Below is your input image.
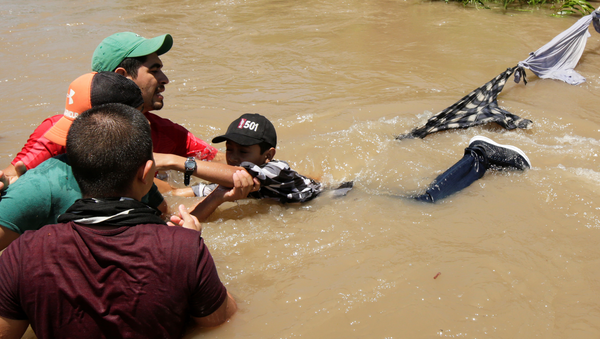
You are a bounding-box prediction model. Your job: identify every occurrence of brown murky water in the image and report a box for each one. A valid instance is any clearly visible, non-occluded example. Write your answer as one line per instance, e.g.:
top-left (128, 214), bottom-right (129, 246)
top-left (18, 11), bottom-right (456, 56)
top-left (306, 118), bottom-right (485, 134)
top-left (2, 0), bottom-right (600, 338)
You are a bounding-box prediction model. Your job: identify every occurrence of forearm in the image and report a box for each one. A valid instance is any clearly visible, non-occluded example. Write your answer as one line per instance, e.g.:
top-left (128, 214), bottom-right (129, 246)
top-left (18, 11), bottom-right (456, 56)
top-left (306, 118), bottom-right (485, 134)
top-left (189, 170), bottom-right (256, 222)
top-left (154, 153), bottom-right (242, 186)
top-left (189, 190), bottom-right (227, 222)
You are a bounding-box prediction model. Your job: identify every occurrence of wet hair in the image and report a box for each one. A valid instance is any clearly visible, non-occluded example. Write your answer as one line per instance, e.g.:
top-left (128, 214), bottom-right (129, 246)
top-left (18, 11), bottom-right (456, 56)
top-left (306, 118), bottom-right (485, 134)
top-left (67, 103), bottom-right (153, 198)
top-left (258, 141), bottom-right (274, 154)
top-left (115, 55), bottom-right (147, 79)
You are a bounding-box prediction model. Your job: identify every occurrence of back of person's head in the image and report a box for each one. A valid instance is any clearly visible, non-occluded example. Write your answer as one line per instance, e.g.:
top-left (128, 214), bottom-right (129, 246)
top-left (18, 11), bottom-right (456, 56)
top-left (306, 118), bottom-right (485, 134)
top-left (212, 113), bottom-right (277, 152)
top-left (91, 32), bottom-right (173, 75)
top-left (44, 72), bottom-right (144, 146)
top-left (67, 103), bottom-right (153, 198)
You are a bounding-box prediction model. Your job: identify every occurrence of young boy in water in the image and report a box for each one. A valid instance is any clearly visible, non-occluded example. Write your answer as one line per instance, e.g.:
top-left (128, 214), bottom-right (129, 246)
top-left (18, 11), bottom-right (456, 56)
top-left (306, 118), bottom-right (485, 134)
top-left (178, 113), bottom-right (324, 204)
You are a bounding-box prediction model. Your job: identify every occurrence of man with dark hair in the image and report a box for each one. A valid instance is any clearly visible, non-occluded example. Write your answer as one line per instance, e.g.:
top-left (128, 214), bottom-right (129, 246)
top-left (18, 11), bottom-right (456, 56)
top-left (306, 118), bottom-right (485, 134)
top-left (0, 103), bottom-right (238, 338)
top-left (67, 105), bottom-right (154, 197)
top-left (92, 33), bottom-right (174, 115)
top-left (0, 72), bottom-right (166, 250)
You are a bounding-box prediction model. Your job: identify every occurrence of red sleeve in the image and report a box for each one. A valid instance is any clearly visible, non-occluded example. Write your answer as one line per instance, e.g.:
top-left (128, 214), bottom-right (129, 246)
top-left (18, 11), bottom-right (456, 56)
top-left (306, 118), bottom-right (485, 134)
top-left (144, 112), bottom-right (218, 161)
top-left (189, 237), bottom-right (227, 318)
top-left (11, 115), bottom-right (66, 170)
top-left (186, 131), bottom-right (218, 161)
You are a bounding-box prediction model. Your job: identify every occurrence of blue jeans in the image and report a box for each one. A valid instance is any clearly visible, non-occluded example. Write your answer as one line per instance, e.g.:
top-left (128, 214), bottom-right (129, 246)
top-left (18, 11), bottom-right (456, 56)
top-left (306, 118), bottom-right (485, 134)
top-left (414, 148), bottom-right (487, 203)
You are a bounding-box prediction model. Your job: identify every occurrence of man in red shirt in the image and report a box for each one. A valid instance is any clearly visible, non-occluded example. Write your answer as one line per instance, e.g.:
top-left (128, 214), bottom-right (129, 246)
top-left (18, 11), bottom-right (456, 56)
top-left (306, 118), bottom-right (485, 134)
top-left (0, 32), bottom-right (234, 192)
top-left (0, 103), bottom-right (237, 338)
top-left (91, 32), bottom-right (221, 162)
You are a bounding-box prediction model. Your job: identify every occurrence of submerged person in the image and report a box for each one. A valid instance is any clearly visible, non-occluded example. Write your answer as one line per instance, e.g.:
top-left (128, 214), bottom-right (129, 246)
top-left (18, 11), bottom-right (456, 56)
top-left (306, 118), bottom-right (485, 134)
top-left (412, 135), bottom-right (531, 203)
top-left (0, 103), bottom-right (237, 338)
top-left (184, 126), bottom-right (531, 205)
top-left (211, 114), bottom-right (324, 203)
top-left (169, 114), bottom-right (325, 220)
top-left (174, 114), bottom-right (528, 208)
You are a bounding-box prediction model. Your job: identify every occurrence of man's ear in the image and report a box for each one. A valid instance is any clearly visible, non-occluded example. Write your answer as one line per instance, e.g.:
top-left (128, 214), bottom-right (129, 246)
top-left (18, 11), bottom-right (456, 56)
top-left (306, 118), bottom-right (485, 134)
top-left (264, 147), bottom-right (276, 162)
top-left (140, 160), bottom-right (156, 185)
top-left (114, 67), bottom-right (131, 79)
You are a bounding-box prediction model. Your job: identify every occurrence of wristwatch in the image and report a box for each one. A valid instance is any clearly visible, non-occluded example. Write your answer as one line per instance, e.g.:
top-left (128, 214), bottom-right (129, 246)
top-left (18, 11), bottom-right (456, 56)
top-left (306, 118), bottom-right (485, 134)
top-left (184, 157), bottom-right (196, 186)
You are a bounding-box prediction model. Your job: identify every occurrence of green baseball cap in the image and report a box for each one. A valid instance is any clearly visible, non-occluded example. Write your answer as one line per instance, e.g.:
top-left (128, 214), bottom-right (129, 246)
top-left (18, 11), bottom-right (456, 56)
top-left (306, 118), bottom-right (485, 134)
top-left (91, 32), bottom-right (173, 72)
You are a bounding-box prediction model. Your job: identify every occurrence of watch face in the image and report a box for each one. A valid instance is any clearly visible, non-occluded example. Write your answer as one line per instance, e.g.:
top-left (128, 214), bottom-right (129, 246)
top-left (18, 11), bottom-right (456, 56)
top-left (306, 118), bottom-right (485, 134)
top-left (185, 158), bottom-right (196, 171)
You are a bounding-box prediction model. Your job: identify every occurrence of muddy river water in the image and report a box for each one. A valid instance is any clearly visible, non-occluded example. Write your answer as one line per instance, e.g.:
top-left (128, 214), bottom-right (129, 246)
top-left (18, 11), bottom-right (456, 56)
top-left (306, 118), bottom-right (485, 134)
top-left (2, 0), bottom-right (600, 338)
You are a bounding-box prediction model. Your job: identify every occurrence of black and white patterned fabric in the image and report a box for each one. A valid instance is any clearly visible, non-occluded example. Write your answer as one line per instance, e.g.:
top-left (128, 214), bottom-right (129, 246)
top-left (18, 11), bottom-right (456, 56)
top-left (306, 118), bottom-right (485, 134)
top-left (397, 67), bottom-right (533, 140)
top-left (190, 160), bottom-right (322, 203)
top-left (241, 160), bottom-right (322, 203)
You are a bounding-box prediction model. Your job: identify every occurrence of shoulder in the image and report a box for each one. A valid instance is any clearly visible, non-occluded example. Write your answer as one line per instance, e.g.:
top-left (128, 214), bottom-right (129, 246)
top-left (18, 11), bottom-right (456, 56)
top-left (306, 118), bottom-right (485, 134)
top-left (2, 223), bottom-right (66, 252)
top-left (259, 160), bottom-right (292, 174)
top-left (144, 112), bottom-right (187, 131)
top-left (158, 224), bottom-right (202, 241)
top-left (124, 225), bottom-right (208, 266)
top-left (33, 154), bottom-right (70, 170)
top-left (161, 226), bottom-right (207, 256)
top-left (43, 114), bottom-right (64, 125)
top-left (20, 115), bottom-right (64, 147)
top-left (137, 224), bottom-right (203, 246)
top-left (0, 156), bottom-right (79, 233)
top-left (23, 155), bottom-right (73, 181)
top-left (29, 115), bottom-right (64, 136)
top-left (20, 223), bottom-right (64, 243)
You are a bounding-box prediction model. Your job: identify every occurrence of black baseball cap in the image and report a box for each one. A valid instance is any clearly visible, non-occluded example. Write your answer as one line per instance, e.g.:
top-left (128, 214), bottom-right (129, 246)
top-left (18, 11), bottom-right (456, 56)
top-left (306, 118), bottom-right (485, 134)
top-left (212, 113), bottom-right (277, 148)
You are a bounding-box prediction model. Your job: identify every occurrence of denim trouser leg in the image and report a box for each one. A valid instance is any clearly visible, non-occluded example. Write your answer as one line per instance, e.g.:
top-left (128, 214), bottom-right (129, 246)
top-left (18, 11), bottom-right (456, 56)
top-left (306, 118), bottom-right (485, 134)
top-left (414, 148), bottom-right (487, 203)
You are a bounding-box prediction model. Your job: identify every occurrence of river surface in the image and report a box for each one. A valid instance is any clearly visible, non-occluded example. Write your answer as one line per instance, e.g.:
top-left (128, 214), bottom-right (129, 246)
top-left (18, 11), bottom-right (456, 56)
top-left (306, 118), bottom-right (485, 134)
top-left (2, 1), bottom-right (600, 338)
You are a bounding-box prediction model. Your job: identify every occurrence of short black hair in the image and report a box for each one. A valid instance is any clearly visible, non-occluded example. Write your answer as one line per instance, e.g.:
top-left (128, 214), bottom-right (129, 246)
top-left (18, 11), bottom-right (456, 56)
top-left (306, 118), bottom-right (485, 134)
top-left (67, 103), bottom-right (153, 198)
top-left (258, 141), bottom-right (274, 154)
top-left (91, 72), bottom-right (144, 109)
top-left (115, 55), bottom-right (147, 79)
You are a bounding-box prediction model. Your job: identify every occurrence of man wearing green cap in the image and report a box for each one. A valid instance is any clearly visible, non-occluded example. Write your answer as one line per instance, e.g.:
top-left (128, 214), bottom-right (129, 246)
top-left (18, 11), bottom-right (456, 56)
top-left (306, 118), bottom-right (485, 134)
top-left (91, 32), bottom-right (262, 200)
top-left (0, 32), bottom-right (237, 195)
top-left (92, 32), bottom-right (222, 163)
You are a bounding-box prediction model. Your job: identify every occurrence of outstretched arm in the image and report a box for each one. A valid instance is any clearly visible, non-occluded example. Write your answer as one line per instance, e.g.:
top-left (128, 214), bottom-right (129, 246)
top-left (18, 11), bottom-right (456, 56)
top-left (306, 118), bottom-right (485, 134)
top-left (153, 153), bottom-right (243, 187)
top-left (189, 170), bottom-right (258, 222)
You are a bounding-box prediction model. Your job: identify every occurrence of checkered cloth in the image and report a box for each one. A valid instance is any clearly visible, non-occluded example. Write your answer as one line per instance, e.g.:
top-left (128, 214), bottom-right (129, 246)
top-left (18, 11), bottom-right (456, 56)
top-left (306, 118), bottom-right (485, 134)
top-left (397, 67), bottom-right (532, 140)
top-left (242, 160), bottom-right (323, 203)
top-left (190, 160), bottom-right (322, 203)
